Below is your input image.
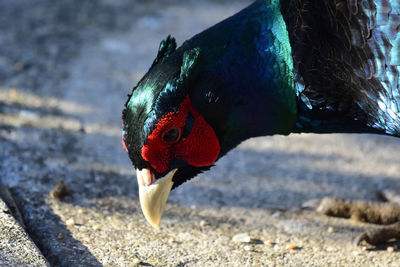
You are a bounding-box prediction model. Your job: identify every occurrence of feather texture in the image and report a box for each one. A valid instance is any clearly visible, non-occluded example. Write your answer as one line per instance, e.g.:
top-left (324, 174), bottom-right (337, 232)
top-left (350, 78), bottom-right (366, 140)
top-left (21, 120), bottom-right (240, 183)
top-left (123, 0), bottom-right (400, 188)
top-left (281, 0), bottom-right (400, 135)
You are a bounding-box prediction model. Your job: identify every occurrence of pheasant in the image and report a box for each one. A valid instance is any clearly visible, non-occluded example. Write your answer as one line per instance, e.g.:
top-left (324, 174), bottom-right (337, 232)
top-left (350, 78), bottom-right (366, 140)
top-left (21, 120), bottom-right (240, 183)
top-left (122, 0), bottom-right (400, 245)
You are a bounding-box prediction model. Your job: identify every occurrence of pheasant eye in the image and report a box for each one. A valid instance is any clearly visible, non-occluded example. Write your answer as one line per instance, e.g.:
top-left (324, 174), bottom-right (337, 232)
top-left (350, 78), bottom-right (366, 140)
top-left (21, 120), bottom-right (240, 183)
top-left (161, 126), bottom-right (181, 144)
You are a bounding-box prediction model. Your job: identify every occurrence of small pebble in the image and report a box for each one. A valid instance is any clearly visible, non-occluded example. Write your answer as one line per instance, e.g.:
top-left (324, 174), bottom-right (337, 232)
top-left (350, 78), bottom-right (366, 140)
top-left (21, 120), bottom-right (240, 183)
top-left (244, 245), bottom-right (251, 251)
top-left (58, 233), bottom-right (63, 239)
top-left (272, 211), bottom-right (281, 218)
top-left (199, 220), bottom-right (209, 227)
top-left (352, 251), bottom-right (361, 256)
top-left (287, 244), bottom-right (297, 250)
top-left (387, 246), bottom-right (394, 253)
top-left (326, 246), bottom-right (336, 252)
top-left (232, 233), bottom-right (251, 243)
top-left (78, 209), bottom-right (84, 215)
top-left (327, 227), bottom-right (334, 233)
top-left (66, 218), bottom-right (75, 226)
top-left (92, 224), bottom-right (100, 230)
top-left (132, 258), bottom-right (140, 265)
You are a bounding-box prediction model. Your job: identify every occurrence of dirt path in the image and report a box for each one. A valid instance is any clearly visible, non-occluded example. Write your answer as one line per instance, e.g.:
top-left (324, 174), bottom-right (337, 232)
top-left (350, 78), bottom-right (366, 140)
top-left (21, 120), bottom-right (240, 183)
top-left (1, 1), bottom-right (400, 266)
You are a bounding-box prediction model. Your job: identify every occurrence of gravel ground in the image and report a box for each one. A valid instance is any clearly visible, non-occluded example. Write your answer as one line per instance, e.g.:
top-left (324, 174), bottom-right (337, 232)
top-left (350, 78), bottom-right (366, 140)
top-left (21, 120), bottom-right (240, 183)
top-left (0, 0), bottom-right (399, 266)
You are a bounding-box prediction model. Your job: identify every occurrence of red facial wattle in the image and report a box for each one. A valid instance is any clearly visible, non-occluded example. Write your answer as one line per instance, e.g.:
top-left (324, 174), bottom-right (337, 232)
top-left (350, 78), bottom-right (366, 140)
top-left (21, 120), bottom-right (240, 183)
top-left (141, 95), bottom-right (220, 173)
top-left (122, 123), bottom-right (128, 152)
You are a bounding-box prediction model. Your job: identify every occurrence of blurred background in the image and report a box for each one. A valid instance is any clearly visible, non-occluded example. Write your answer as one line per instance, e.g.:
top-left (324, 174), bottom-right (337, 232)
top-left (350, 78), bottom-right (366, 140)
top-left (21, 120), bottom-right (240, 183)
top-left (0, 0), bottom-right (399, 266)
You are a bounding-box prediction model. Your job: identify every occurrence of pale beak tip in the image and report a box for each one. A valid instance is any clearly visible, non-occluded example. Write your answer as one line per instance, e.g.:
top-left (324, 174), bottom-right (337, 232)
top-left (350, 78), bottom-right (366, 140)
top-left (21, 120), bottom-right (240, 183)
top-left (148, 219), bottom-right (160, 230)
top-left (137, 168), bottom-right (177, 229)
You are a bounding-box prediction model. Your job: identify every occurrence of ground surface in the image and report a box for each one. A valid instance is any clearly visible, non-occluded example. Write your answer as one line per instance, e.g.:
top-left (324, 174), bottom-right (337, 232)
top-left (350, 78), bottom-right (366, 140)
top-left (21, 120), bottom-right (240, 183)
top-left (0, 0), bottom-right (400, 266)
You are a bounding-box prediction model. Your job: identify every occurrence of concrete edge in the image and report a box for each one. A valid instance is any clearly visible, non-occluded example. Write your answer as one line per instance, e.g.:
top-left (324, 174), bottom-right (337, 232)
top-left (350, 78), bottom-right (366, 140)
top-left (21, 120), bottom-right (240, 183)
top-left (0, 183), bottom-right (50, 267)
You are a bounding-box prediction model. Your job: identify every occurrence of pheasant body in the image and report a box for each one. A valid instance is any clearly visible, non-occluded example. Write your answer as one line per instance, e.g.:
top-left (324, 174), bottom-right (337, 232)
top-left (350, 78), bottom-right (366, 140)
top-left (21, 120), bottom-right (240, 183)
top-left (122, 0), bottom-right (400, 227)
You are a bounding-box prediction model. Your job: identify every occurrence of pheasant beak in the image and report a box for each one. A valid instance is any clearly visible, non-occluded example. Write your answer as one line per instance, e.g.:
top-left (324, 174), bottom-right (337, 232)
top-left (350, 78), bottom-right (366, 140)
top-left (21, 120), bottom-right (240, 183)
top-left (136, 168), bottom-right (177, 229)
